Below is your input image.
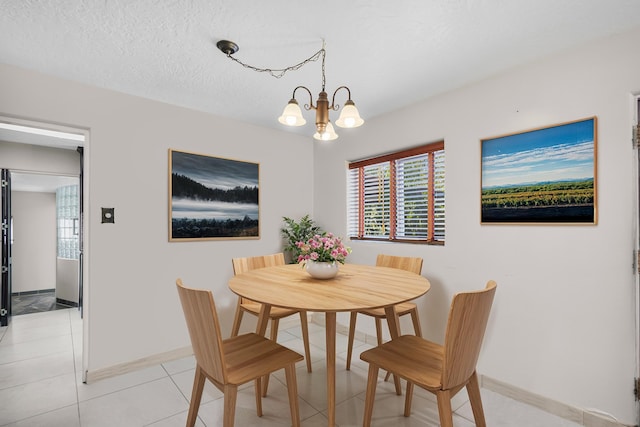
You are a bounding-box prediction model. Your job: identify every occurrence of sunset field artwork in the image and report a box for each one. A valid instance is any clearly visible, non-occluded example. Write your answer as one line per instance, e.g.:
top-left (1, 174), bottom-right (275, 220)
top-left (481, 117), bottom-right (596, 224)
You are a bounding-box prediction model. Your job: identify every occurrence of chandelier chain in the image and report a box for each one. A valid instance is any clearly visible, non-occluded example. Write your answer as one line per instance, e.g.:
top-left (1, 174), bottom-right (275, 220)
top-left (321, 46), bottom-right (326, 91)
top-left (224, 46), bottom-right (325, 79)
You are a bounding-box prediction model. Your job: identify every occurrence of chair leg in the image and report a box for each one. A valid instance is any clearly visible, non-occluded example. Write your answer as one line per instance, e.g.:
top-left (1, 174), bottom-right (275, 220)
top-left (436, 389), bottom-right (454, 427)
top-left (466, 372), bottom-right (487, 427)
top-left (374, 318), bottom-right (383, 345)
top-left (270, 318), bottom-right (280, 342)
top-left (261, 318), bottom-right (279, 397)
top-left (299, 311), bottom-right (313, 372)
top-left (284, 364), bottom-right (301, 427)
top-left (410, 307), bottom-right (422, 337)
top-left (223, 384), bottom-right (238, 427)
top-left (254, 378), bottom-right (262, 417)
top-left (404, 381), bottom-right (414, 417)
top-left (346, 312), bottom-right (357, 370)
top-left (380, 318), bottom-right (401, 394)
top-left (186, 366), bottom-right (206, 427)
top-left (230, 301), bottom-right (244, 337)
top-left (392, 373), bottom-right (402, 395)
top-left (362, 364), bottom-right (380, 427)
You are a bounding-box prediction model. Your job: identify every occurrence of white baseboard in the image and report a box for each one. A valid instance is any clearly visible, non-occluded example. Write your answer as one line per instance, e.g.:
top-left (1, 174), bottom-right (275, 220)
top-left (481, 376), bottom-right (631, 427)
top-left (85, 345), bottom-right (193, 384)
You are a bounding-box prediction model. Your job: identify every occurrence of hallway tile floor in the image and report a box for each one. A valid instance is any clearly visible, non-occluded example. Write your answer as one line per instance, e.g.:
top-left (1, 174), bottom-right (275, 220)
top-left (0, 308), bottom-right (583, 426)
top-left (11, 291), bottom-right (71, 316)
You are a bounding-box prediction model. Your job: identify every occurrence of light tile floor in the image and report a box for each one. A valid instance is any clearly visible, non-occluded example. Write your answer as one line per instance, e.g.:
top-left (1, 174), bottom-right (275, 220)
top-left (0, 308), bottom-right (582, 426)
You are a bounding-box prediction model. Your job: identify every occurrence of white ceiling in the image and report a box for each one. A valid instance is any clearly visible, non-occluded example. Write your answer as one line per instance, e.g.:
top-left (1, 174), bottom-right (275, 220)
top-left (0, 126), bottom-right (82, 150)
top-left (1, 1), bottom-right (640, 140)
top-left (10, 172), bottom-right (78, 194)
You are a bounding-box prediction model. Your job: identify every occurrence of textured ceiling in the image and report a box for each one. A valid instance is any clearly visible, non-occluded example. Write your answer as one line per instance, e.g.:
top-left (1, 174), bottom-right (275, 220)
top-left (1, 1), bottom-right (640, 140)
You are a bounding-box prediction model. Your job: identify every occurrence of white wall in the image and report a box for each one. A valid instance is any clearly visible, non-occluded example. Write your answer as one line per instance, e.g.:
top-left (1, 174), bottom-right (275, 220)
top-left (313, 29), bottom-right (640, 423)
top-left (10, 191), bottom-right (56, 293)
top-left (0, 63), bottom-right (315, 374)
top-left (56, 258), bottom-right (79, 303)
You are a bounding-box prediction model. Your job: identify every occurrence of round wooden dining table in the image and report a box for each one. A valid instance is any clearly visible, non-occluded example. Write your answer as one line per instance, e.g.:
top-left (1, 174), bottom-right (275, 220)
top-left (228, 262), bottom-right (431, 427)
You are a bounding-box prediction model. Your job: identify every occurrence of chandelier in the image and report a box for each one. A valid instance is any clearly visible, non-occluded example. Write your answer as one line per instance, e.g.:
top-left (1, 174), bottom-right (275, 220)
top-left (216, 40), bottom-right (364, 141)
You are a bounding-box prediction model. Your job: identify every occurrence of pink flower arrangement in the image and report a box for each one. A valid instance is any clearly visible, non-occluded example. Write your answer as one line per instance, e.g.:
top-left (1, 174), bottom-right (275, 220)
top-left (296, 232), bottom-right (351, 264)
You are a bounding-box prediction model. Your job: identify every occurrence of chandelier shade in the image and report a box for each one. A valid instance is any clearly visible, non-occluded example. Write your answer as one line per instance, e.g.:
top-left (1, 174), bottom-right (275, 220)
top-left (278, 99), bottom-right (306, 126)
top-left (313, 121), bottom-right (339, 141)
top-left (335, 100), bottom-right (365, 128)
top-left (217, 39), bottom-right (364, 141)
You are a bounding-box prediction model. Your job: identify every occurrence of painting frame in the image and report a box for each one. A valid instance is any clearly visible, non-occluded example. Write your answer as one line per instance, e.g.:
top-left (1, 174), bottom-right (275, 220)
top-left (168, 149), bottom-right (260, 241)
top-left (481, 117), bottom-right (597, 225)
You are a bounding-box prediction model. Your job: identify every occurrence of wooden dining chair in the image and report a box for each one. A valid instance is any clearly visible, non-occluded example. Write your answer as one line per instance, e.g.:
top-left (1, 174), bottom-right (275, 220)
top-left (360, 280), bottom-right (497, 427)
top-left (230, 254), bottom-right (313, 381)
top-left (346, 254), bottom-right (424, 371)
top-left (176, 279), bottom-right (303, 427)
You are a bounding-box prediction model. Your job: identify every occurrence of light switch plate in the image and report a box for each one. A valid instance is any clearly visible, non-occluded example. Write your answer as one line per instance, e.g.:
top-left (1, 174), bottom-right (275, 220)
top-left (101, 208), bottom-right (115, 224)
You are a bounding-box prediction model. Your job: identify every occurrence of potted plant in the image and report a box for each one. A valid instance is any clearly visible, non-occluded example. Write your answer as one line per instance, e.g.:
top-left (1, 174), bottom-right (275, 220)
top-left (296, 232), bottom-right (351, 279)
top-left (280, 215), bottom-right (323, 264)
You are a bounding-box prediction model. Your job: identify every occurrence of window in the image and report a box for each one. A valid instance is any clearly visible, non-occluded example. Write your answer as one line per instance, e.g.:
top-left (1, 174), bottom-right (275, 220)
top-left (56, 184), bottom-right (80, 259)
top-left (347, 142), bottom-right (445, 244)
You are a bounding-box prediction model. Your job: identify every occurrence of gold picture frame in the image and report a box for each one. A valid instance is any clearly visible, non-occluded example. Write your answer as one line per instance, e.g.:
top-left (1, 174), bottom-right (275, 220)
top-left (481, 117), bottom-right (597, 224)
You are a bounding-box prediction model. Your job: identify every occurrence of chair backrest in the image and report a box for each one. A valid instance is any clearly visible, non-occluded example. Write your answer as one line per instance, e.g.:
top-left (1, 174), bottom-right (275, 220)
top-left (441, 280), bottom-right (497, 389)
top-left (232, 253), bottom-right (286, 304)
top-left (176, 279), bottom-right (227, 384)
top-left (376, 254), bottom-right (423, 275)
top-left (232, 253), bottom-right (286, 275)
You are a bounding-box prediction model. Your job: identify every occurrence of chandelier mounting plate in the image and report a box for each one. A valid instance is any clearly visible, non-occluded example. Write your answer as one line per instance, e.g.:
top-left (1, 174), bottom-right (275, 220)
top-left (216, 40), bottom-right (239, 56)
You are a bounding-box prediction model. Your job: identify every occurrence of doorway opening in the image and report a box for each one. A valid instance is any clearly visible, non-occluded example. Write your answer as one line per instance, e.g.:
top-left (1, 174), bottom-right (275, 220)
top-left (10, 171), bottom-right (80, 316)
top-left (0, 118), bottom-right (86, 326)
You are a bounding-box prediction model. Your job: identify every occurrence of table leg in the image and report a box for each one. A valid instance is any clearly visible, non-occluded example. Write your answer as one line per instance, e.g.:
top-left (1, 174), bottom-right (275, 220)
top-left (384, 305), bottom-right (401, 338)
top-left (384, 306), bottom-right (402, 394)
top-left (256, 303), bottom-right (272, 336)
top-left (325, 312), bottom-right (336, 427)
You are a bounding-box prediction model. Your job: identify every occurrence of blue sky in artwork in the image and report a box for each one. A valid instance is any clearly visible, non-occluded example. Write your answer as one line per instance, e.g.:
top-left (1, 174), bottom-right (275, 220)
top-left (481, 119), bottom-right (594, 189)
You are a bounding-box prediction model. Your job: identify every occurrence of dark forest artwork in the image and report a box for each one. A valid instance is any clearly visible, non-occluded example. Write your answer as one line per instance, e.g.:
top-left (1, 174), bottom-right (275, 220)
top-left (169, 150), bottom-right (259, 240)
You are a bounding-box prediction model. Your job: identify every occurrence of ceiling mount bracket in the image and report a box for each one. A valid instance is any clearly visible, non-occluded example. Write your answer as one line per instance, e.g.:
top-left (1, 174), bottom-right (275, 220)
top-left (216, 40), bottom-right (239, 56)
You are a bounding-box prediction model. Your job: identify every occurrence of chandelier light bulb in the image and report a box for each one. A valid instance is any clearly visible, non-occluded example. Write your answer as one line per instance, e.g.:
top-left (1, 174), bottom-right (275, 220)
top-left (314, 122), bottom-right (338, 141)
top-left (335, 100), bottom-right (364, 129)
top-left (278, 99), bottom-right (306, 127)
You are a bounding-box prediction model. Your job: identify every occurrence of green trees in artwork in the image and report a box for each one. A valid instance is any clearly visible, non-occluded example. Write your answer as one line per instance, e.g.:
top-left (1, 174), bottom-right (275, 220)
top-left (481, 179), bottom-right (594, 209)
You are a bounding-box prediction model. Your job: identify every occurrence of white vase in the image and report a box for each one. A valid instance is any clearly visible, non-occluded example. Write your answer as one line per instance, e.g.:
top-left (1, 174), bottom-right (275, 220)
top-left (305, 260), bottom-right (339, 280)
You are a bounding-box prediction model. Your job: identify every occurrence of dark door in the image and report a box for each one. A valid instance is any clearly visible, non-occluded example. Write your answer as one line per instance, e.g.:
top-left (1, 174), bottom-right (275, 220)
top-left (1, 169), bottom-right (12, 326)
top-left (636, 98), bottom-right (640, 422)
top-left (77, 147), bottom-right (84, 317)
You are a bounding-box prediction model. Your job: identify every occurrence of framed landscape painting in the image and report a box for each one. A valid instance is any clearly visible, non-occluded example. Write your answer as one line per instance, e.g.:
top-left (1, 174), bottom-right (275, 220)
top-left (169, 149), bottom-right (260, 241)
top-left (481, 117), bottom-right (597, 224)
